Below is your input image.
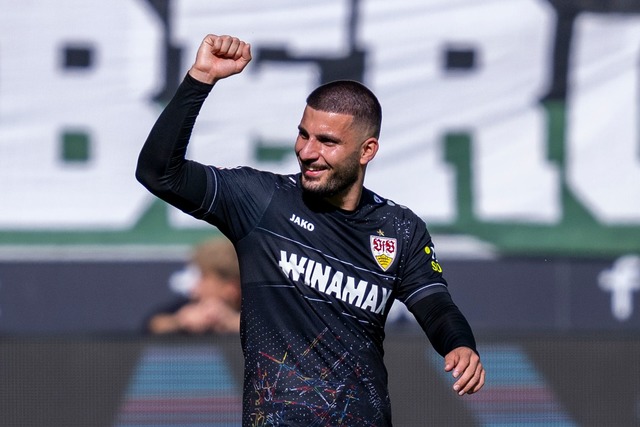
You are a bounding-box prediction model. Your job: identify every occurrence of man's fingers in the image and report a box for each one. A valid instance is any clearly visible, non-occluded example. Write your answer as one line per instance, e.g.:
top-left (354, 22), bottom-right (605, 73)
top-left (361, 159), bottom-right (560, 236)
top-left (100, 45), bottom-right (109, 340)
top-left (443, 352), bottom-right (458, 373)
top-left (203, 33), bottom-right (221, 51)
top-left (207, 35), bottom-right (246, 58)
top-left (218, 36), bottom-right (234, 55)
top-left (468, 366), bottom-right (486, 394)
top-left (446, 348), bottom-right (483, 396)
top-left (461, 363), bottom-right (485, 395)
top-left (236, 43), bottom-right (252, 61)
top-left (209, 36), bottom-right (251, 67)
top-left (453, 359), bottom-right (485, 396)
top-left (190, 34), bottom-right (252, 83)
top-left (447, 351), bottom-right (471, 378)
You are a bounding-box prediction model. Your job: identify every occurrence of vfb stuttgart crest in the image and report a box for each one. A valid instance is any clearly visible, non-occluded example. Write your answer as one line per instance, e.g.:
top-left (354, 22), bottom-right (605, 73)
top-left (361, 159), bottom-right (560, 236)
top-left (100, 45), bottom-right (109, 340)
top-left (370, 235), bottom-right (397, 271)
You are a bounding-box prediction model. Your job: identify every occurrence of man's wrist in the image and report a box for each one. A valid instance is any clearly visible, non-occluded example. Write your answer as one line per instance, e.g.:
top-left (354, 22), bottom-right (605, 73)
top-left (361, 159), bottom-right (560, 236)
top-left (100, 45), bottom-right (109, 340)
top-left (187, 67), bottom-right (217, 86)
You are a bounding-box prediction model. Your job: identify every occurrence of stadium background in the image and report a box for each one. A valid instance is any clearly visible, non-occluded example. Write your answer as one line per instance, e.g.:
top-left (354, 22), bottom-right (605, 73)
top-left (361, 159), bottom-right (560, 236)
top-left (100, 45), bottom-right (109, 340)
top-left (1, 0), bottom-right (639, 425)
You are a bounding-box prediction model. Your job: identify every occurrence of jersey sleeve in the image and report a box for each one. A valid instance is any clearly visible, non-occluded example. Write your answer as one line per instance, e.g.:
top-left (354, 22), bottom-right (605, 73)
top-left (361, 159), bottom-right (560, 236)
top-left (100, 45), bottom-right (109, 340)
top-left (394, 213), bottom-right (450, 308)
top-left (393, 213), bottom-right (479, 355)
top-left (136, 73), bottom-right (278, 242)
top-left (198, 166), bottom-right (280, 241)
top-left (136, 74), bottom-right (214, 216)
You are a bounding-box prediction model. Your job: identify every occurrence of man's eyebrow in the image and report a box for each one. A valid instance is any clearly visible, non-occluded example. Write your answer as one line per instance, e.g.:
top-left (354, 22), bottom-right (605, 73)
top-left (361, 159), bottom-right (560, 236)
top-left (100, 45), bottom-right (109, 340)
top-left (297, 125), bottom-right (341, 143)
top-left (317, 133), bottom-right (341, 143)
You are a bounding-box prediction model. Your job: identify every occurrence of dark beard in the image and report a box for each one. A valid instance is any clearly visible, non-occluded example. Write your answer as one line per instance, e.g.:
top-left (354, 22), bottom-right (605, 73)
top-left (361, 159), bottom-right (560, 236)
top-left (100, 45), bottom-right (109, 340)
top-left (301, 159), bottom-right (360, 199)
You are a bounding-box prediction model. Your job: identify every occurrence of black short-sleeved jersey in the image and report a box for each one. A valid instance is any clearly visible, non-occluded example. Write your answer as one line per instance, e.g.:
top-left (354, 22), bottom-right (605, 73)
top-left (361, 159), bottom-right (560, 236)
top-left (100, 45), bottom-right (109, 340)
top-left (196, 165), bottom-right (448, 426)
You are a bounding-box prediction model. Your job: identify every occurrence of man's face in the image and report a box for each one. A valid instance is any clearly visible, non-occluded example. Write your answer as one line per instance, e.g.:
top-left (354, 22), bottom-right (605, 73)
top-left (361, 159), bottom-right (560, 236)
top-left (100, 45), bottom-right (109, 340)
top-left (295, 106), bottom-right (366, 204)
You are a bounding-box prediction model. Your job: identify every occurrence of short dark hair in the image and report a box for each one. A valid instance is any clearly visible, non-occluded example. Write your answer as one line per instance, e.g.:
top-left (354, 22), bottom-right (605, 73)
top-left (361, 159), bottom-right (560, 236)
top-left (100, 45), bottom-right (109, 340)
top-left (306, 80), bottom-right (382, 139)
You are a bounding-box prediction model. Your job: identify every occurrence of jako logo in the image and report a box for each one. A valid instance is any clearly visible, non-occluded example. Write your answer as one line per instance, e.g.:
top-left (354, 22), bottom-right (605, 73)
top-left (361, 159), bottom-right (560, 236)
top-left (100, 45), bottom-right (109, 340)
top-left (289, 213), bottom-right (315, 231)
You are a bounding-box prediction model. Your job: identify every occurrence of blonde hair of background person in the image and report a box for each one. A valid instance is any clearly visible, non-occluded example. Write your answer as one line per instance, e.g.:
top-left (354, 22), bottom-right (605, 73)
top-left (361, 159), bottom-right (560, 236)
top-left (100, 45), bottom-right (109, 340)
top-left (148, 237), bottom-right (241, 335)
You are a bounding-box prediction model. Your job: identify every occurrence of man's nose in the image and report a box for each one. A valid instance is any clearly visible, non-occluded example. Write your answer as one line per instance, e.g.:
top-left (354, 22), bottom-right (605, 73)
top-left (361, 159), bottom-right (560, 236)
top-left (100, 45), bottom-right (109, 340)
top-left (298, 139), bottom-right (321, 160)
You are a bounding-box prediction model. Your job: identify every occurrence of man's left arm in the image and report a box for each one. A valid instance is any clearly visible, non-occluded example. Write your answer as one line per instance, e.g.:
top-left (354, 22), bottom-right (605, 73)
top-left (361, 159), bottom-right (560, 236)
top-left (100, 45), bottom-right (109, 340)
top-left (409, 292), bottom-right (485, 395)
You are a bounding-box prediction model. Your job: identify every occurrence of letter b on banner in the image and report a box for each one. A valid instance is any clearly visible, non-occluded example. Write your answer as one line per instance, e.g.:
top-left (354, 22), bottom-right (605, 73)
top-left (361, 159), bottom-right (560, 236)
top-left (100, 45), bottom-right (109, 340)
top-left (0, 0), bottom-right (162, 229)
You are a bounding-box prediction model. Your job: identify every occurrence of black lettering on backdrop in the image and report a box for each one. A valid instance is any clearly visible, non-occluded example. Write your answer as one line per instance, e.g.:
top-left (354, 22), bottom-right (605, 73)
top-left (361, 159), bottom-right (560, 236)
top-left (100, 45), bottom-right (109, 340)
top-left (145, 0), bottom-right (182, 104)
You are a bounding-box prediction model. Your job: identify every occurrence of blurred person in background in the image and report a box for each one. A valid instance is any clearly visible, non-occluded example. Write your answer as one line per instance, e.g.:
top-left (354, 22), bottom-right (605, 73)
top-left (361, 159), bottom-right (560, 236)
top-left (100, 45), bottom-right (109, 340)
top-left (147, 237), bottom-right (241, 335)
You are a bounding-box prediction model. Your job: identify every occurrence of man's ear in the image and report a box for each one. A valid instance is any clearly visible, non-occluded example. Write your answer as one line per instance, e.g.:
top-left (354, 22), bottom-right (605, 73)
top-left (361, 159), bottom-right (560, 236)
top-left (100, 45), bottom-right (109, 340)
top-left (360, 137), bottom-right (379, 165)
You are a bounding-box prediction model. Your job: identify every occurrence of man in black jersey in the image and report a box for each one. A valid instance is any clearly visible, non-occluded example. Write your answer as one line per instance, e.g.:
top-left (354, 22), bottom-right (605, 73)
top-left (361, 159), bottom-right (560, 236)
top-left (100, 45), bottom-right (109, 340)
top-left (137, 34), bottom-right (484, 426)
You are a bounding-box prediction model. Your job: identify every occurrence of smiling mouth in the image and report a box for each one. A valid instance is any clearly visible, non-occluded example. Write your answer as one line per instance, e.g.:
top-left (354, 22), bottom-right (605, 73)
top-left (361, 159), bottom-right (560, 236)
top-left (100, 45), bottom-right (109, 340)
top-left (302, 164), bottom-right (327, 178)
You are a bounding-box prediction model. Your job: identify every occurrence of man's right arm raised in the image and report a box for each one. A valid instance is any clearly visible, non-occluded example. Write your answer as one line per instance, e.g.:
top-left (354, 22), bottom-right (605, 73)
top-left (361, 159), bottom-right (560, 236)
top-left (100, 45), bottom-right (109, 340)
top-left (135, 35), bottom-right (252, 214)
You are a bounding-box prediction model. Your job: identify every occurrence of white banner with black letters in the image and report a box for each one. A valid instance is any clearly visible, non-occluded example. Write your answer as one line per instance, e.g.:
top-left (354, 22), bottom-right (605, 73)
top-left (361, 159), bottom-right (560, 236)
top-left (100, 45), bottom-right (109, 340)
top-left (0, 0), bottom-right (638, 256)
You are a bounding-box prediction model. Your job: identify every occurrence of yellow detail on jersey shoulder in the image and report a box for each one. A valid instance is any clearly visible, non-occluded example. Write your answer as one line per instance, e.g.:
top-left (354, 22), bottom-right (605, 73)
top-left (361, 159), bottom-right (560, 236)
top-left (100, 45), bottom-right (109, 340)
top-left (431, 260), bottom-right (442, 273)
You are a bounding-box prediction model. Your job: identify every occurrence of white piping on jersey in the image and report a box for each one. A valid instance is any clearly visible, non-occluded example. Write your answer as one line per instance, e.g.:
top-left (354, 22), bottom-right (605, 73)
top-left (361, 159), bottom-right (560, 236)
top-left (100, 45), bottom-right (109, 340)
top-left (206, 166), bottom-right (219, 214)
top-left (258, 284), bottom-right (296, 288)
top-left (405, 282), bottom-right (448, 305)
top-left (304, 296), bottom-right (331, 303)
top-left (341, 310), bottom-right (382, 328)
